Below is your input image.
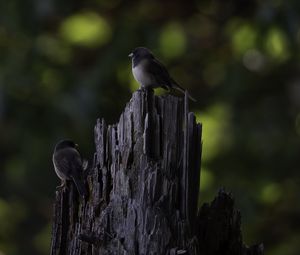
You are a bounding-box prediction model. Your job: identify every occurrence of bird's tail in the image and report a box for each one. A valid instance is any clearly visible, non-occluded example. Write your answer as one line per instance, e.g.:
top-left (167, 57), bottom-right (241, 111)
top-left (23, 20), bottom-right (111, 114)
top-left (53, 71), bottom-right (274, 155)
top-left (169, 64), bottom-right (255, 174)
top-left (172, 81), bottom-right (197, 102)
top-left (71, 176), bottom-right (87, 198)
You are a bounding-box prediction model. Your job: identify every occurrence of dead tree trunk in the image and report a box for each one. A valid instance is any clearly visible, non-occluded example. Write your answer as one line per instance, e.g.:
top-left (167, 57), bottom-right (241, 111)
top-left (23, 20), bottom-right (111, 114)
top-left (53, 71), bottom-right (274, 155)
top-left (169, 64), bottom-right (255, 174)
top-left (50, 89), bottom-right (264, 255)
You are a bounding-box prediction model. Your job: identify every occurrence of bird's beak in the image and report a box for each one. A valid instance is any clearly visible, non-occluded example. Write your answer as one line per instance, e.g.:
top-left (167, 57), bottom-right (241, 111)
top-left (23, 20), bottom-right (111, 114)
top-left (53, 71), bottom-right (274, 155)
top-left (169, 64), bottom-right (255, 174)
top-left (128, 53), bottom-right (133, 58)
top-left (75, 143), bottom-right (79, 148)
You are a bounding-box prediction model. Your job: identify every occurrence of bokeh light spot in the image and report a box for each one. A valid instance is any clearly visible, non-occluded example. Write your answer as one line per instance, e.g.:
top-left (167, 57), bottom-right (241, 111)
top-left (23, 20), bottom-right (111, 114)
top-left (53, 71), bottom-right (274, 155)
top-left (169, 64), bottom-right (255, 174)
top-left (119, 63), bottom-right (150, 93)
top-left (200, 168), bottom-right (215, 191)
top-left (60, 12), bottom-right (112, 47)
top-left (159, 23), bottom-right (186, 59)
top-left (41, 69), bottom-right (62, 94)
top-left (265, 28), bottom-right (289, 62)
top-left (154, 88), bottom-right (166, 96)
top-left (230, 23), bottom-right (257, 57)
top-left (0, 199), bottom-right (10, 228)
top-left (243, 49), bottom-right (265, 71)
top-left (117, 62), bottom-right (132, 87)
top-left (268, 234), bottom-right (300, 255)
top-left (195, 104), bottom-right (232, 162)
top-left (34, 223), bottom-right (51, 254)
top-left (129, 75), bottom-right (140, 92)
top-left (261, 182), bottom-right (282, 204)
top-left (0, 199), bottom-right (27, 241)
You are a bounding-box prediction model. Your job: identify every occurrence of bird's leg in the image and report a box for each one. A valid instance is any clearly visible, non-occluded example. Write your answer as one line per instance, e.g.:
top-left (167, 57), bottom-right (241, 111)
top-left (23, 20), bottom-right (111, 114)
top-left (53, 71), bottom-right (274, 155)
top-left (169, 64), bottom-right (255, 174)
top-left (138, 86), bottom-right (147, 92)
top-left (56, 180), bottom-right (66, 190)
top-left (82, 159), bottom-right (89, 171)
top-left (165, 86), bottom-right (171, 92)
top-left (147, 87), bottom-right (154, 93)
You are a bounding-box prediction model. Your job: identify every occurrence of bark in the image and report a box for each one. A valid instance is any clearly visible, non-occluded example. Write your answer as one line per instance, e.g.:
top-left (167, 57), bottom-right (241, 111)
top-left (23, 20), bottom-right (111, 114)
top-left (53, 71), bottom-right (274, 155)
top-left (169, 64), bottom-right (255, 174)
top-left (50, 89), bottom-right (263, 255)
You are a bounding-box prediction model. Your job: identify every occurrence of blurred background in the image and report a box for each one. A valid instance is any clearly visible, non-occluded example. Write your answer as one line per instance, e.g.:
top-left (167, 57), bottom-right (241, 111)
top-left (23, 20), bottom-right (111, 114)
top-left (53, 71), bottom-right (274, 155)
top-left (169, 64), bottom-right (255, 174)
top-left (0, 0), bottom-right (299, 254)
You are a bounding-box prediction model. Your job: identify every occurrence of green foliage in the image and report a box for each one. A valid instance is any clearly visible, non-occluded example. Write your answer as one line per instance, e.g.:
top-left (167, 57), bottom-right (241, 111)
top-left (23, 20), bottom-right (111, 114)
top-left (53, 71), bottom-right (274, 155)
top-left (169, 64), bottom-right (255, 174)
top-left (260, 182), bottom-right (282, 204)
top-left (264, 28), bottom-right (290, 62)
top-left (159, 22), bottom-right (186, 59)
top-left (0, 0), bottom-right (299, 254)
top-left (196, 104), bottom-right (232, 162)
top-left (60, 12), bottom-right (112, 47)
top-left (229, 21), bottom-right (258, 57)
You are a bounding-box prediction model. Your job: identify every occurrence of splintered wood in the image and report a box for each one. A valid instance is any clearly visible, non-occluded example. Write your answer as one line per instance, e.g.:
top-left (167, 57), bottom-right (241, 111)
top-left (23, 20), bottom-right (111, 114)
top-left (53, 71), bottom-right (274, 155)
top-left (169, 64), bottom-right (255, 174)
top-left (50, 90), bottom-right (263, 255)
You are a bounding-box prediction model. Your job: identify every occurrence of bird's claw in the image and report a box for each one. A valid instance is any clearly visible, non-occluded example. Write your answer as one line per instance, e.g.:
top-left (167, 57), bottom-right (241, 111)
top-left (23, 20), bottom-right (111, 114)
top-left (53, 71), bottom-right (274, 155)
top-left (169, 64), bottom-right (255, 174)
top-left (56, 181), bottom-right (67, 190)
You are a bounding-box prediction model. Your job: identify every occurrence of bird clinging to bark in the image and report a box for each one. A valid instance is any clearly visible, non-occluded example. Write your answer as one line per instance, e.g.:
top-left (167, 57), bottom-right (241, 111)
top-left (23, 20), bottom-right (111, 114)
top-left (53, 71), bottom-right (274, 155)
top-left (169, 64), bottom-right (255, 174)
top-left (52, 140), bottom-right (87, 198)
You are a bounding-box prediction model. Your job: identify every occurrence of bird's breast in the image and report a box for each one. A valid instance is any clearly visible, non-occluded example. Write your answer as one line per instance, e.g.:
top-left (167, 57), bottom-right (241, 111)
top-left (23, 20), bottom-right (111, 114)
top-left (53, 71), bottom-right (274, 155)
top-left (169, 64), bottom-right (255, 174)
top-left (132, 62), bottom-right (153, 87)
top-left (52, 155), bottom-right (70, 181)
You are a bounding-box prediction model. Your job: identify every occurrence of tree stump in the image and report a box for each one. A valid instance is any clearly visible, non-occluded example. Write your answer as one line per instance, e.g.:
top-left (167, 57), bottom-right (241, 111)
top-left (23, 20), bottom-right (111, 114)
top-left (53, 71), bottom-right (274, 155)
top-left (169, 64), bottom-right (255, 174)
top-left (50, 89), bottom-right (264, 255)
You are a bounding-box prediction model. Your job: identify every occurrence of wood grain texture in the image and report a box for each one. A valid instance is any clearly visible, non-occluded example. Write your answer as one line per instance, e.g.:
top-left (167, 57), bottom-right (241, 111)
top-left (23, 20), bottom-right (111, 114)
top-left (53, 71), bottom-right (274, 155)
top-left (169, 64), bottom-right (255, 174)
top-left (50, 89), bottom-right (263, 255)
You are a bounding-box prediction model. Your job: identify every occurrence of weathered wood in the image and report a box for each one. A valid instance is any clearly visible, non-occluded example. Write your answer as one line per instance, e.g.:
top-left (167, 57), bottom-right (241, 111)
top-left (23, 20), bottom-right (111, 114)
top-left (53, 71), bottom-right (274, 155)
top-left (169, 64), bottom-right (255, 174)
top-left (50, 89), bottom-right (263, 255)
top-left (197, 190), bottom-right (264, 255)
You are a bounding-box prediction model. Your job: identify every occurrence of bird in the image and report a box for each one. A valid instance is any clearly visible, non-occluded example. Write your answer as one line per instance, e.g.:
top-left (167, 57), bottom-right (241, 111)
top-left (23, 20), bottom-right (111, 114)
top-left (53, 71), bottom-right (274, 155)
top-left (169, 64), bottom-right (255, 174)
top-left (128, 47), bottom-right (196, 101)
top-left (52, 140), bottom-right (87, 198)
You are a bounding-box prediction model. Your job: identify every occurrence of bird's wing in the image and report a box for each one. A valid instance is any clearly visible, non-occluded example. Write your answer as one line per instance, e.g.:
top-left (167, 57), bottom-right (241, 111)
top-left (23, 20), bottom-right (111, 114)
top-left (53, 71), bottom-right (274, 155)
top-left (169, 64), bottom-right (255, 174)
top-left (148, 58), bottom-right (197, 102)
top-left (68, 149), bottom-right (83, 175)
top-left (54, 152), bottom-right (71, 176)
top-left (68, 150), bottom-right (87, 197)
top-left (145, 58), bottom-right (173, 88)
top-left (55, 148), bottom-right (83, 175)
